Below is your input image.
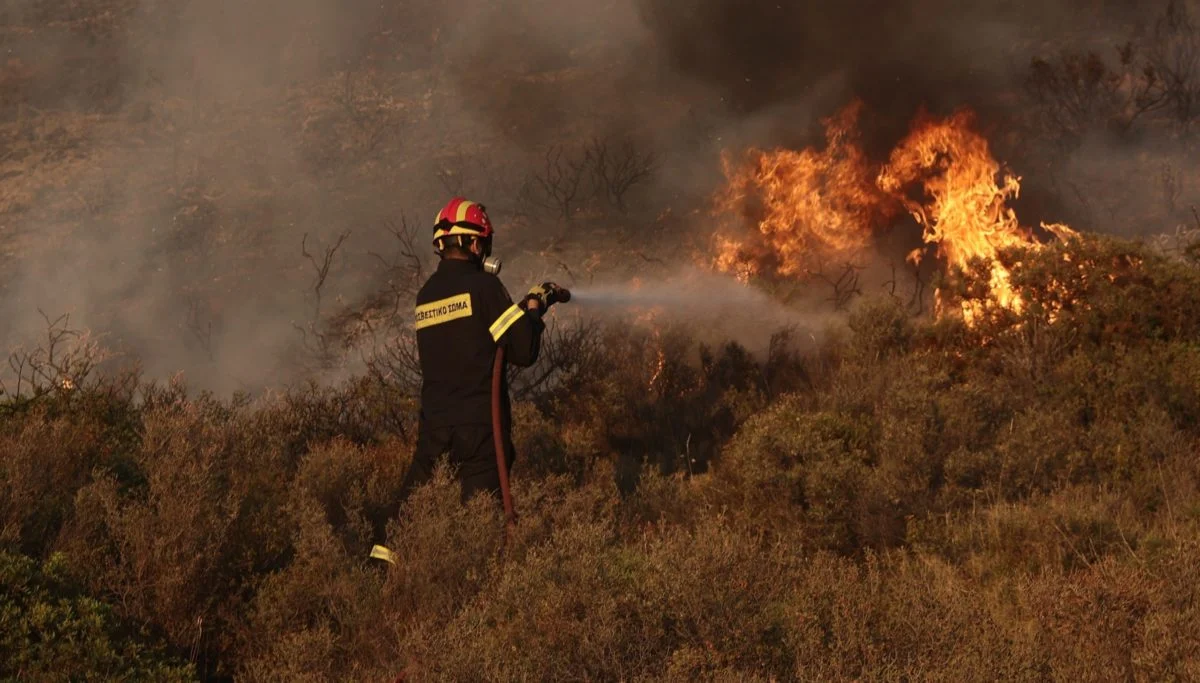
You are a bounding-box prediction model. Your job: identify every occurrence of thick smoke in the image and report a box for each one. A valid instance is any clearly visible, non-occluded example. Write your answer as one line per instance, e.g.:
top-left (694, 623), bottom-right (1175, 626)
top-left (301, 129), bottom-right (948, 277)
top-left (0, 0), bottom-right (1181, 395)
top-left (2, 0), bottom-right (412, 393)
top-left (627, 0), bottom-right (1200, 234)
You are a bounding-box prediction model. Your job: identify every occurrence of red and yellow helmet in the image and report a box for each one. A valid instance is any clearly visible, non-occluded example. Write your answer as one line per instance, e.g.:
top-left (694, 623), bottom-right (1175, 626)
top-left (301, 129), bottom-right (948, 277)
top-left (433, 197), bottom-right (493, 252)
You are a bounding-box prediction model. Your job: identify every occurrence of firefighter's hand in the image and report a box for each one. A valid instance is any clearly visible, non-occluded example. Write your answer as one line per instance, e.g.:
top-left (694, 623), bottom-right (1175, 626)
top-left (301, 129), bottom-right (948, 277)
top-left (522, 282), bottom-right (567, 311)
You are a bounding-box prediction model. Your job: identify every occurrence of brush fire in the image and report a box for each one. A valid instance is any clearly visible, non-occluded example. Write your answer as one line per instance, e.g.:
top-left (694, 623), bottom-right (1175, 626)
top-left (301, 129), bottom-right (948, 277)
top-left (714, 100), bottom-right (1077, 321)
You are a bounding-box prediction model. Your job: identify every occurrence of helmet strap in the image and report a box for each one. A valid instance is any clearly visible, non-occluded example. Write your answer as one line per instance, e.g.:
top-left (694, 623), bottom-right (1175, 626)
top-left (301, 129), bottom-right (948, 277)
top-left (436, 234), bottom-right (488, 264)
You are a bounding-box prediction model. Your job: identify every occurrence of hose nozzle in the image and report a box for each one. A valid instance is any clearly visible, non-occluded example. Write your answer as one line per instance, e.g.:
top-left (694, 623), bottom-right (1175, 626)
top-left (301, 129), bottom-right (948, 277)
top-left (555, 286), bottom-right (571, 304)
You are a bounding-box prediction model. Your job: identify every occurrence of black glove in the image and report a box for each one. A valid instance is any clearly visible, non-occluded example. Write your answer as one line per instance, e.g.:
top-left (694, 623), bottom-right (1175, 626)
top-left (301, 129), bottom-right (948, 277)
top-left (521, 282), bottom-right (567, 311)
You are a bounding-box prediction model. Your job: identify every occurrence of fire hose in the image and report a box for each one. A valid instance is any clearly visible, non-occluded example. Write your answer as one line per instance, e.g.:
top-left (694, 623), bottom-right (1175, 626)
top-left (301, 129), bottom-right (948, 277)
top-left (492, 285), bottom-right (570, 527)
top-left (491, 345), bottom-right (516, 526)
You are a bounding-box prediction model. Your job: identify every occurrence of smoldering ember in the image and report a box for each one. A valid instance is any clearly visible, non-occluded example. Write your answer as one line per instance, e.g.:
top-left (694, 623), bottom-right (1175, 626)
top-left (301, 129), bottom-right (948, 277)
top-left (3, 1), bottom-right (1200, 680)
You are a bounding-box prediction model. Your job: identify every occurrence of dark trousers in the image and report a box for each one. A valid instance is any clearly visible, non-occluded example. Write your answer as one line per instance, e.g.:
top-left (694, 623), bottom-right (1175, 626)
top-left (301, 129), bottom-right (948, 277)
top-left (375, 422), bottom-right (514, 542)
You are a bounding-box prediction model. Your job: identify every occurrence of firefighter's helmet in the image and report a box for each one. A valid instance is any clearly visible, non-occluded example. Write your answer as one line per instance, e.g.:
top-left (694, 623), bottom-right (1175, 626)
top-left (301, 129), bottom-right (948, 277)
top-left (433, 197), bottom-right (493, 253)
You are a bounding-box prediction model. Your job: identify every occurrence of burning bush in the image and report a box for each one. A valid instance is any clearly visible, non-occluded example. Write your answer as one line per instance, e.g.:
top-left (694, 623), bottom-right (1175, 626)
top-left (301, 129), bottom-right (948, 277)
top-left (714, 101), bottom-right (1076, 322)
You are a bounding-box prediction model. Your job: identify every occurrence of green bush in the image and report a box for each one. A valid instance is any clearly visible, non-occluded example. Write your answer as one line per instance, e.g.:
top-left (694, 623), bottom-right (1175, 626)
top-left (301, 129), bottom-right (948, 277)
top-left (0, 551), bottom-right (194, 681)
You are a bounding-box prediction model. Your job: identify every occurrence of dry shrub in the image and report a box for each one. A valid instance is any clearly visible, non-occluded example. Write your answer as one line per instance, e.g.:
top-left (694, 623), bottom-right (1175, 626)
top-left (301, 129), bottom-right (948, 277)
top-left (248, 381), bottom-right (401, 466)
top-left (502, 472), bottom-right (620, 558)
top-left (713, 399), bottom-right (875, 551)
top-left (509, 399), bottom-right (589, 482)
top-left (845, 295), bottom-right (915, 362)
top-left (528, 320), bottom-right (792, 482)
top-left (56, 397), bottom-right (289, 677)
top-left (783, 552), bottom-right (1033, 680)
top-left (781, 546), bottom-right (1200, 680)
top-left (237, 496), bottom-right (392, 682)
top-left (292, 436), bottom-right (411, 554)
top-left (368, 493), bottom-right (1199, 681)
top-left (234, 436), bottom-right (409, 680)
top-left (908, 487), bottom-right (1157, 576)
top-left (618, 468), bottom-right (711, 530)
top-left (5, 232), bottom-right (1200, 679)
top-left (0, 411), bottom-right (104, 555)
top-left (1022, 549), bottom-right (1200, 681)
top-left (415, 513), bottom-right (798, 681)
top-left (378, 471), bottom-right (505, 625)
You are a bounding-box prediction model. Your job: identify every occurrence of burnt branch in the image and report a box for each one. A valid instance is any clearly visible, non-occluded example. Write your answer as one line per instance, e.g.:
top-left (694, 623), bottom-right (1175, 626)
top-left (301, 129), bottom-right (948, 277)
top-left (1, 310), bottom-right (111, 404)
top-left (346, 215), bottom-right (430, 345)
top-left (294, 230), bottom-right (351, 371)
top-left (1027, 46), bottom-right (1167, 145)
top-left (1027, 2), bottom-right (1200, 145)
top-left (812, 262), bottom-right (863, 311)
top-left (367, 216), bottom-right (426, 304)
top-left (435, 157), bottom-right (467, 197)
top-left (1146, 0), bottom-right (1200, 130)
top-left (1161, 163), bottom-right (1182, 215)
top-left (359, 325), bottom-right (422, 439)
top-left (510, 319), bottom-right (604, 404)
top-left (526, 144), bottom-right (592, 221)
top-left (186, 297), bottom-right (215, 362)
top-left (301, 230), bottom-right (351, 317)
top-left (909, 259), bottom-right (927, 317)
top-left (327, 214), bottom-right (439, 435)
top-left (586, 137), bottom-right (657, 212)
top-left (884, 263), bottom-right (898, 298)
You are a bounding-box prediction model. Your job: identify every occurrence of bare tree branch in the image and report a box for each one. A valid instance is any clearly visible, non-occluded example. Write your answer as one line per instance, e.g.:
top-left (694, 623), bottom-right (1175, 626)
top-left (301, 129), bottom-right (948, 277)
top-left (810, 261), bottom-right (863, 311)
top-left (301, 230), bottom-right (351, 317)
top-left (526, 144), bottom-right (592, 221)
top-left (586, 137), bottom-right (657, 212)
top-left (0, 310), bottom-right (114, 406)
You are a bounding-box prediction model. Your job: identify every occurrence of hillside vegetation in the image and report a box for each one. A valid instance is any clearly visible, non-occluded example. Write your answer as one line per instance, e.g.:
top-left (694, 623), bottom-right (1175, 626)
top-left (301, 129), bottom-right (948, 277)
top-left (2, 235), bottom-right (1200, 680)
top-left (6, 1), bottom-right (1200, 681)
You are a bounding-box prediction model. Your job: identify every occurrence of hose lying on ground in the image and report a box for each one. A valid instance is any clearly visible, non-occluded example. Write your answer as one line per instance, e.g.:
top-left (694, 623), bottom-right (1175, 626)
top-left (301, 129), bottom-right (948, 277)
top-left (492, 346), bottom-right (516, 526)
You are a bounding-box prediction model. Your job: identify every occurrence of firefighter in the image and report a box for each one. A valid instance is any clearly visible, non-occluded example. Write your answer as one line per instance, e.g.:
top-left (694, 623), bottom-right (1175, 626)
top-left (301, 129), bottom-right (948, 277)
top-left (371, 198), bottom-right (566, 559)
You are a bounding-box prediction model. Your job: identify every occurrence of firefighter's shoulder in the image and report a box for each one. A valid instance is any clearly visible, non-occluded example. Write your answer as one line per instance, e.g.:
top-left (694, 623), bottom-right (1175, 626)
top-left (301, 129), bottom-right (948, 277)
top-left (414, 279), bottom-right (436, 305)
top-left (462, 270), bottom-right (512, 302)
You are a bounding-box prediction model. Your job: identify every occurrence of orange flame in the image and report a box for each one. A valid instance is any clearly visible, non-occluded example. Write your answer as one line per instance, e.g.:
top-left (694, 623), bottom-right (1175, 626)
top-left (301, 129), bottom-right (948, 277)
top-left (714, 102), bottom-right (1075, 320)
top-left (714, 101), bottom-right (891, 281)
top-left (880, 109), bottom-right (1031, 318)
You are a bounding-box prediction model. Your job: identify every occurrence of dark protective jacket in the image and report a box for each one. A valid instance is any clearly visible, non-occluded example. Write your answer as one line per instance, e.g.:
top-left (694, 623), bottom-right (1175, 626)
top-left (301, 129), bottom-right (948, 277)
top-left (370, 257), bottom-right (543, 539)
top-left (414, 258), bottom-right (544, 428)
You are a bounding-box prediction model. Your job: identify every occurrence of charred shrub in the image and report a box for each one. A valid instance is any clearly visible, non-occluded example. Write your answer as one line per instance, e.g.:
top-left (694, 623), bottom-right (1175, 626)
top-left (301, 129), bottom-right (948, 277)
top-left (522, 319), bottom-right (807, 485)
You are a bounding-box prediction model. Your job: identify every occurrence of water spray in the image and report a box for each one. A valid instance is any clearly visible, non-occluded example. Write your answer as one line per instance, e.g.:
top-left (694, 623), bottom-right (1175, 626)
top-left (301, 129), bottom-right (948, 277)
top-left (567, 271), bottom-right (780, 314)
top-left (565, 268), bottom-right (833, 352)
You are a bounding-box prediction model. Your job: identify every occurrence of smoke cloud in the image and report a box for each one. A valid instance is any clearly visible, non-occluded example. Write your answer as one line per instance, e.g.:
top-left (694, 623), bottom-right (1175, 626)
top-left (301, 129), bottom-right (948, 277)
top-left (0, 0), bottom-right (1178, 395)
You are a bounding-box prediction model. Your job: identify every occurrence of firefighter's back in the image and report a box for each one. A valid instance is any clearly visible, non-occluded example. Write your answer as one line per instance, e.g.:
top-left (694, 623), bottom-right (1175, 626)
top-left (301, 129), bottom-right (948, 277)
top-left (414, 258), bottom-right (511, 427)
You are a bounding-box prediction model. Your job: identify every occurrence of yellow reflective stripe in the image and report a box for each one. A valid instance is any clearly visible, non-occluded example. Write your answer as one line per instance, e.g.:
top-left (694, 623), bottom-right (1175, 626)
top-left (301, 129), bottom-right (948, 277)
top-left (455, 200), bottom-right (477, 223)
top-left (489, 304), bottom-right (525, 342)
top-left (415, 293), bottom-right (473, 330)
top-left (369, 544), bottom-right (396, 564)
